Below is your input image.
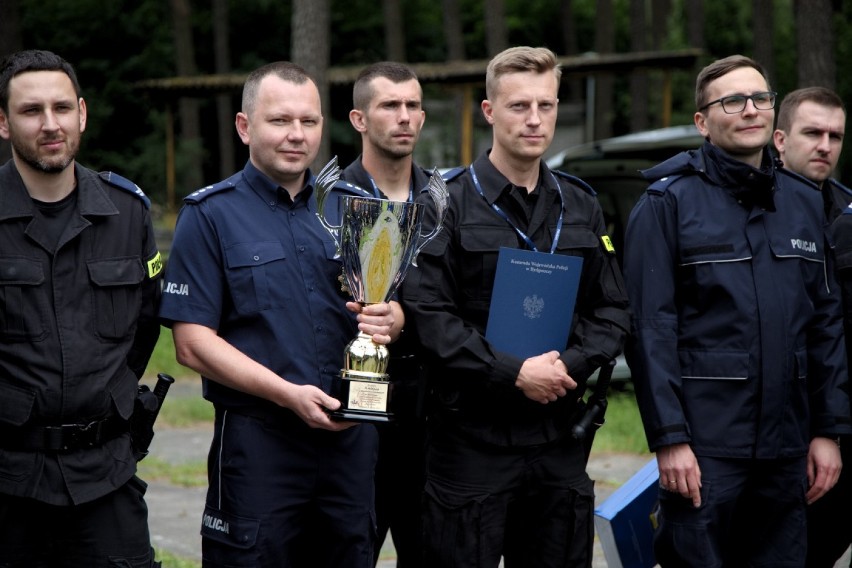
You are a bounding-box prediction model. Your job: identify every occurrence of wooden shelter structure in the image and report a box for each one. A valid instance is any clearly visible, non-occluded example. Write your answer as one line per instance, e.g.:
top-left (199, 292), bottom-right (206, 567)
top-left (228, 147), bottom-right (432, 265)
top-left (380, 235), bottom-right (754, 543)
top-left (136, 48), bottom-right (703, 210)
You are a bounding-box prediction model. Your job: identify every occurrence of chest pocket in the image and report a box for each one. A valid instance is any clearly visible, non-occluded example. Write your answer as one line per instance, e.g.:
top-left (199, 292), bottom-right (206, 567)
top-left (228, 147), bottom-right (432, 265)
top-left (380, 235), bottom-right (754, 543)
top-left (0, 257), bottom-right (48, 342)
top-left (554, 226), bottom-right (599, 255)
top-left (88, 257), bottom-right (145, 341)
top-left (224, 241), bottom-right (288, 313)
top-left (677, 239), bottom-right (752, 266)
top-left (766, 233), bottom-right (824, 263)
top-left (458, 224), bottom-right (517, 303)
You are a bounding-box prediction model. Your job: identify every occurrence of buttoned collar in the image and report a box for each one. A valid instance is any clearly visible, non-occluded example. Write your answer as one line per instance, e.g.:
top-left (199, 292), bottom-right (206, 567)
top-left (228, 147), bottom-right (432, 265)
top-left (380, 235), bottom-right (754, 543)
top-left (472, 150), bottom-right (559, 205)
top-left (242, 160), bottom-right (315, 209)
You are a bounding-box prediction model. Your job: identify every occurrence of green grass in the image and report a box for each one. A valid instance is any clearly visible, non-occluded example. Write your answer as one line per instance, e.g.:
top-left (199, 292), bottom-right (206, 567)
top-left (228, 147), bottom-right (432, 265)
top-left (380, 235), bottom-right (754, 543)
top-left (590, 388), bottom-right (650, 454)
top-left (154, 548), bottom-right (201, 568)
top-left (145, 327), bottom-right (195, 381)
top-left (138, 456), bottom-right (207, 487)
top-left (157, 395), bottom-right (215, 427)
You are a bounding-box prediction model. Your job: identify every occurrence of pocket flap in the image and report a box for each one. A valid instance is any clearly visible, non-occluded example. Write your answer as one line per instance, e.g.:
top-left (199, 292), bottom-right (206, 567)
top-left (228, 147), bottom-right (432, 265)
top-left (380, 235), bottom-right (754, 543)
top-left (0, 382), bottom-right (35, 426)
top-left (224, 241), bottom-right (286, 269)
top-left (0, 257), bottom-right (44, 285)
top-left (87, 257), bottom-right (145, 287)
top-left (201, 506), bottom-right (259, 550)
top-left (679, 350), bottom-right (749, 380)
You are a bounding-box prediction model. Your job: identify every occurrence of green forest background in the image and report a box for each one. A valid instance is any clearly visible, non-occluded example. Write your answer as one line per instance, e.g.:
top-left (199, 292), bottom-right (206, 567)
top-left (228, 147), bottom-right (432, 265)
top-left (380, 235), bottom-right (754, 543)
top-left (2, 0), bottom-right (851, 216)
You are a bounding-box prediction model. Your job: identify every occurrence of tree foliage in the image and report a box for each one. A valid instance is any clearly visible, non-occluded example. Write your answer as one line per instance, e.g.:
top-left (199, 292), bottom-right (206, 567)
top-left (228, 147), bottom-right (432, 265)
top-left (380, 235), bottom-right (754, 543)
top-left (5, 0), bottom-right (852, 203)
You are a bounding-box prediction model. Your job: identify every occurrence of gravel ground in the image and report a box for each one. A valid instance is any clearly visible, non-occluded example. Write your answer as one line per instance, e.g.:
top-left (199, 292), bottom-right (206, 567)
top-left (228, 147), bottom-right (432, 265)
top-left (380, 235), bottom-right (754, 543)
top-left (142, 378), bottom-right (851, 567)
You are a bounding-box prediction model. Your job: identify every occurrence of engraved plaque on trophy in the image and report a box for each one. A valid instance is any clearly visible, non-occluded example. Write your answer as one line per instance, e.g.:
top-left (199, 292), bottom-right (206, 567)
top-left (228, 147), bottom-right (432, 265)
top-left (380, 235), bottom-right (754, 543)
top-left (315, 157), bottom-right (448, 423)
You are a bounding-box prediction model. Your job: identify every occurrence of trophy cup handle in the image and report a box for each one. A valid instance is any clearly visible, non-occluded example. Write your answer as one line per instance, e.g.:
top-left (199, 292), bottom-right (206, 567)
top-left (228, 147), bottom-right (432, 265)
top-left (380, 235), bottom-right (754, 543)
top-left (411, 168), bottom-right (449, 267)
top-left (313, 156), bottom-right (344, 248)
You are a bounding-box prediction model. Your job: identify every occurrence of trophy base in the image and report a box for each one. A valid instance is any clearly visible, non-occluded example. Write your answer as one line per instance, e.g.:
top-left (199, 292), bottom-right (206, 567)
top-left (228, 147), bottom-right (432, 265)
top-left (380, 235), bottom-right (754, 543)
top-left (328, 407), bottom-right (395, 423)
top-left (329, 369), bottom-right (395, 424)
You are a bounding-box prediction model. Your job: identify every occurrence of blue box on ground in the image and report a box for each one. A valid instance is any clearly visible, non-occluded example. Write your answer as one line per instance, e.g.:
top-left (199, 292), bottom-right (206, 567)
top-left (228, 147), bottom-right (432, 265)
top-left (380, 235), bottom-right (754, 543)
top-left (594, 456), bottom-right (659, 568)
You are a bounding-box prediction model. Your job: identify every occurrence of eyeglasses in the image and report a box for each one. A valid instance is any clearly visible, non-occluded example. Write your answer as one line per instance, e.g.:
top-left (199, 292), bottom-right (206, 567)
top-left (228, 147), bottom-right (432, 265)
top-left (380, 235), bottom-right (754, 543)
top-left (698, 91), bottom-right (777, 114)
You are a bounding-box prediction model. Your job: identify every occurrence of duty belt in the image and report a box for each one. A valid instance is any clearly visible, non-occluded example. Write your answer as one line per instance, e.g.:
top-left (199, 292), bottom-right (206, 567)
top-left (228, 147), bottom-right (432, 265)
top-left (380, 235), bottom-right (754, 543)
top-left (0, 416), bottom-right (129, 452)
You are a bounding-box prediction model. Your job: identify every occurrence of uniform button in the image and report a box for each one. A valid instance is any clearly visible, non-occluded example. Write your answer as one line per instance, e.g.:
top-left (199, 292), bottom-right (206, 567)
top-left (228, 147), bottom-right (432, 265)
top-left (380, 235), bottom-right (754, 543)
top-left (299, 246), bottom-right (306, 252)
top-left (270, 201), bottom-right (275, 206)
top-left (253, 255), bottom-right (260, 261)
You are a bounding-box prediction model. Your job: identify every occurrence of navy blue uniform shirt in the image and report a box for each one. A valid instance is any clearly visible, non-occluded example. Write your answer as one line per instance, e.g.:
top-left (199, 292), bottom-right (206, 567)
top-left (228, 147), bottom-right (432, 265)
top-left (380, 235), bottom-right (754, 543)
top-left (159, 160), bottom-right (361, 413)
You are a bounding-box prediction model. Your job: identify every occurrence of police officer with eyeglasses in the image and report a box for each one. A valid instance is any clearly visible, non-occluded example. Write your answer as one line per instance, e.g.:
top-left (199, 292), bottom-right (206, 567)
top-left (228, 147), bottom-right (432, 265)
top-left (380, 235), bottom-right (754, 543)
top-left (624, 55), bottom-right (850, 567)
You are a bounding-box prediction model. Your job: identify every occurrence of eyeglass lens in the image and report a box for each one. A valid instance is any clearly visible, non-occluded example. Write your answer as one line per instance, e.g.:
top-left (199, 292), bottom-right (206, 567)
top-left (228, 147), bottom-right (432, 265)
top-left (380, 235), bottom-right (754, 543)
top-left (721, 92), bottom-right (776, 113)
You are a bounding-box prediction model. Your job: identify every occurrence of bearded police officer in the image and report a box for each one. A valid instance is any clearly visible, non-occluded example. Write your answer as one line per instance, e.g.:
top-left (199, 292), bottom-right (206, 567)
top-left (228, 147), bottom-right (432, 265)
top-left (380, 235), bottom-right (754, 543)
top-left (0, 50), bottom-right (163, 567)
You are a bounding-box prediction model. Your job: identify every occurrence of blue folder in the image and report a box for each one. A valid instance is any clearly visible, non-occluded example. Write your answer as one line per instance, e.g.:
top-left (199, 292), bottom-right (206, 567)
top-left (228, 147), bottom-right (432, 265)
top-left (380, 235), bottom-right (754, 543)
top-left (594, 457), bottom-right (659, 568)
top-left (485, 247), bottom-right (583, 359)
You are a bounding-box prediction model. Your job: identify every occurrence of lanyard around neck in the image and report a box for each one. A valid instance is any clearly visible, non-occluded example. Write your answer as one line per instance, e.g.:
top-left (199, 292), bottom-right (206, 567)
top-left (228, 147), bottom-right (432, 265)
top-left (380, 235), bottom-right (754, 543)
top-left (367, 173), bottom-right (414, 203)
top-left (469, 164), bottom-right (564, 254)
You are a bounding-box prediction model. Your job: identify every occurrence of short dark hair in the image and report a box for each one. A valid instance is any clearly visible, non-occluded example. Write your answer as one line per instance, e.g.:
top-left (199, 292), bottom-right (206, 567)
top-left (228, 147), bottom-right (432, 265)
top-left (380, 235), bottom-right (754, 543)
top-left (776, 86), bottom-right (846, 132)
top-left (241, 61), bottom-right (315, 116)
top-left (0, 49), bottom-right (82, 113)
top-left (485, 46), bottom-right (561, 100)
top-left (695, 54), bottom-right (769, 111)
top-left (352, 62), bottom-right (419, 110)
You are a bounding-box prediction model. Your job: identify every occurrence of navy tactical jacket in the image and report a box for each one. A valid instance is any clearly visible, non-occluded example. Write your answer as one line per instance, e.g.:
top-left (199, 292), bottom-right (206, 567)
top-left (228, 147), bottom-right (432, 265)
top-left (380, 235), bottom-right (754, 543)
top-left (624, 142), bottom-right (851, 459)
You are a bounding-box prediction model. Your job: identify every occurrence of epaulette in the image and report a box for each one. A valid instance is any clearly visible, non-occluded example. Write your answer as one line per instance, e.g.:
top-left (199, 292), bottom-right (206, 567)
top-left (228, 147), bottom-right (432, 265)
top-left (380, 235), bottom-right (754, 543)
top-left (828, 178), bottom-right (852, 199)
top-left (552, 169), bottom-right (596, 196)
top-left (333, 179), bottom-right (372, 198)
top-left (417, 166), bottom-right (465, 194)
top-left (441, 167), bottom-right (465, 183)
top-left (647, 174), bottom-right (684, 195)
top-left (185, 178), bottom-right (237, 203)
top-left (775, 166), bottom-right (820, 191)
top-left (99, 171), bottom-right (150, 208)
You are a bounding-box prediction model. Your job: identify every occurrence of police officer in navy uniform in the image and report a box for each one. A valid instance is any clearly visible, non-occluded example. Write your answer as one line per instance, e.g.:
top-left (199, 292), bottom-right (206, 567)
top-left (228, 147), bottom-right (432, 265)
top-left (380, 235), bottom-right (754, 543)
top-left (0, 50), bottom-right (163, 567)
top-left (624, 56), bottom-right (851, 567)
top-left (159, 61), bottom-right (403, 567)
top-left (773, 86), bottom-right (852, 568)
top-left (342, 61), bottom-right (430, 568)
top-left (402, 46), bottom-right (629, 568)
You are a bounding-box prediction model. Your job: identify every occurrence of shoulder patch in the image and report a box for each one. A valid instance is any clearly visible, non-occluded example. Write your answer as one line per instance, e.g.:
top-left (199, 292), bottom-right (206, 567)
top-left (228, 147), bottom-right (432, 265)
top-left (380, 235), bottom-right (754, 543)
top-left (647, 174), bottom-right (684, 195)
top-left (99, 171), bottom-right (150, 208)
top-left (146, 250), bottom-right (164, 279)
top-left (332, 179), bottom-right (372, 198)
top-left (185, 179), bottom-right (237, 203)
top-left (552, 169), bottom-right (596, 196)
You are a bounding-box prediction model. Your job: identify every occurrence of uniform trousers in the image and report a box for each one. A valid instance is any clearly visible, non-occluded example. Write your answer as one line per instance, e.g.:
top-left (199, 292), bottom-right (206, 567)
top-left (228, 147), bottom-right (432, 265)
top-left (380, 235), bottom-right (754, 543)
top-left (201, 408), bottom-right (378, 568)
top-left (422, 425), bottom-right (595, 568)
top-left (0, 475), bottom-right (155, 568)
top-left (806, 437), bottom-right (852, 568)
top-left (654, 455), bottom-right (807, 568)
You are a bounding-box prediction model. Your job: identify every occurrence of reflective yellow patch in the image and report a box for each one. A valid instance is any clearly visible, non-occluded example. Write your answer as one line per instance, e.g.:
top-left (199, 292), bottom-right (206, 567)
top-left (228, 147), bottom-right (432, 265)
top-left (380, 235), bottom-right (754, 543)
top-left (601, 235), bottom-right (615, 253)
top-left (147, 251), bottom-right (163, 278)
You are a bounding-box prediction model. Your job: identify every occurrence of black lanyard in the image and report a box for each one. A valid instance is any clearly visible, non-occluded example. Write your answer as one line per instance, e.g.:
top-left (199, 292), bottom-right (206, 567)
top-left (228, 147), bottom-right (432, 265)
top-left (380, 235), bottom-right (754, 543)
top-left (469, 164), bottom-right (564, 254)
top-left (367, 173), bottom-right (414, 203)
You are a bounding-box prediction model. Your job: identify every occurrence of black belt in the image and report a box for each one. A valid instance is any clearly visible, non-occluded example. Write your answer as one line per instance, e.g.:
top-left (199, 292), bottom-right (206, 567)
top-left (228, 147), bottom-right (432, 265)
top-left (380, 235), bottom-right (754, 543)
top-left (0, 416), bottom-right (129, 452)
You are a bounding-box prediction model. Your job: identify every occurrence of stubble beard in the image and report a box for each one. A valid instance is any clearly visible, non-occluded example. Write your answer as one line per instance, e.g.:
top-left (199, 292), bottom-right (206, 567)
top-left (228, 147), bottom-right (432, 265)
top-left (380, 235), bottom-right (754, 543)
top-left (12, 136), bottom-right (77, 174)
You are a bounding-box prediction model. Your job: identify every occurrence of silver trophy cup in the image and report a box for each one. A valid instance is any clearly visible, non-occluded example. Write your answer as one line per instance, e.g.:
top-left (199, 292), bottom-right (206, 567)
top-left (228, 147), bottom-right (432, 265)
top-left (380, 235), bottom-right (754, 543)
top-left (315, 157), bottom-right (448, 422)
